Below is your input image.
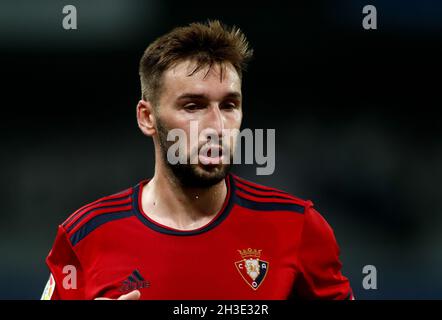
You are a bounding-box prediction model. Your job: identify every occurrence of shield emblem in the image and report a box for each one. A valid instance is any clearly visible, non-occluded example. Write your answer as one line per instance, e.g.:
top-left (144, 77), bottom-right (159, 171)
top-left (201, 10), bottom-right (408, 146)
top-left (235, 258), bottom-right (269, 290)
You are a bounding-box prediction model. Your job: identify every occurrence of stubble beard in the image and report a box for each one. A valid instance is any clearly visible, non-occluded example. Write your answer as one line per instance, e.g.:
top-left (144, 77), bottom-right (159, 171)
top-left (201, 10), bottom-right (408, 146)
top-left (156, 117), bottom-right (232, 188)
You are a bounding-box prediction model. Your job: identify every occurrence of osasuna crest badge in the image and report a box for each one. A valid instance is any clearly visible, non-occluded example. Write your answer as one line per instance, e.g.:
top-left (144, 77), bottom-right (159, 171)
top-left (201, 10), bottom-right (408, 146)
top-left (235, 248), bottom-right (269, 290)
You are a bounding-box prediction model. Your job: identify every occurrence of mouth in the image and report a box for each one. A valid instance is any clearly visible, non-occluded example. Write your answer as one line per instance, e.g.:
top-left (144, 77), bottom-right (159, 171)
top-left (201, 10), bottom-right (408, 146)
top-left (198, 145), bottom-right (224, 165)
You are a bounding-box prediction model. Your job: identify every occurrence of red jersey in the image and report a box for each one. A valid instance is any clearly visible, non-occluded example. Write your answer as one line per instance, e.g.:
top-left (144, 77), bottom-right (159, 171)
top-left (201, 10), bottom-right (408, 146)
top-left (42, 174), bottom-right (353, 300)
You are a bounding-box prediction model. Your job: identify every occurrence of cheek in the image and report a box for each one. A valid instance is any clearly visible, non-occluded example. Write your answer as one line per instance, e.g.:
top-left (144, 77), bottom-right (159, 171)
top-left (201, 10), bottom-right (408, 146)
top-left (158, 115), bottom-right (194, 151)
top-left (225, 110), bottom-right (242, 129)
top-left (223, 112), bottom-right (242, 150)
top-left (160, 112), bottom-right (191, 135)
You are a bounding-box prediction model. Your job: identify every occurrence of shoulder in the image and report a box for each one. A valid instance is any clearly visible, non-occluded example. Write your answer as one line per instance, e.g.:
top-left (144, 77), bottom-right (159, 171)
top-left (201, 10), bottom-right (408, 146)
top-left (60, 186), bottom-right (136, 246)
top-left (230, 174), bottom-right (313, 214)
top-left (230, 175), bottom-right (336, 241)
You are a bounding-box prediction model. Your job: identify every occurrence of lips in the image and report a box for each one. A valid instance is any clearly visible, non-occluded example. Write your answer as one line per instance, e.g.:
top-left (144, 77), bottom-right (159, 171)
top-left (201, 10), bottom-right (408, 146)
top-left (198, 145), bottom-right (224, 165)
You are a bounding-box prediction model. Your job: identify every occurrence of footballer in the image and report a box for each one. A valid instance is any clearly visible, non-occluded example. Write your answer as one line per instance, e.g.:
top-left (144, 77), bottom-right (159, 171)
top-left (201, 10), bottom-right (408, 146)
top-left (42, 20), bottom-right (353, 300)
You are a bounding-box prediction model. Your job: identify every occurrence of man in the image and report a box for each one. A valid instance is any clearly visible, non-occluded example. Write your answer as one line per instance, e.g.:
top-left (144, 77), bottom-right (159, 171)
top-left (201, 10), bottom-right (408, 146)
top-left (42, 20), bottom-right (353, 300)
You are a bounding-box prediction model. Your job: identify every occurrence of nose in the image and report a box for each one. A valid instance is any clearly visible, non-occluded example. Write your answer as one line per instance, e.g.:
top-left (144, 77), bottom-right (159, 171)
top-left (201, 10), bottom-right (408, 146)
top-left (203, 104), bottom-right (224, 140)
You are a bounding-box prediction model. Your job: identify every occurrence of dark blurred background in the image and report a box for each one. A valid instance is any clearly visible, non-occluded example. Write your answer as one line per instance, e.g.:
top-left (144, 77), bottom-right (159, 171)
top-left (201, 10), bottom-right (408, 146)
top-left (1, 0), bottom-right (441, 299)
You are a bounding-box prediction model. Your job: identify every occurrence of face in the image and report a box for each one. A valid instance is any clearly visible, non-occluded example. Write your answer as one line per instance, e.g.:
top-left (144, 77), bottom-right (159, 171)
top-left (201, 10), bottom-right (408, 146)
top-left (153, 60), bottom-right (243, 187)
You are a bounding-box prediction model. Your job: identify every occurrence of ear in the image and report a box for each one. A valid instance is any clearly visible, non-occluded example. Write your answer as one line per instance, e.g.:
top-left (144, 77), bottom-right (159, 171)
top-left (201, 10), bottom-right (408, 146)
top-left (136, 100), bottom-right (156, 136)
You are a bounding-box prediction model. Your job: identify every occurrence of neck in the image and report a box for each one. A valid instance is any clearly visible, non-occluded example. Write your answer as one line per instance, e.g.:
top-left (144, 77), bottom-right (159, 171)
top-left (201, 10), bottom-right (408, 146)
top-left (141, 163), bottom-right (228, 231)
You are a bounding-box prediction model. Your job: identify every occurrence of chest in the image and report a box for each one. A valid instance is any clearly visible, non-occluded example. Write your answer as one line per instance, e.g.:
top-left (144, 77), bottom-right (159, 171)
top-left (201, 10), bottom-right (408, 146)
top-left (80, 215), bottom-right (302, 299)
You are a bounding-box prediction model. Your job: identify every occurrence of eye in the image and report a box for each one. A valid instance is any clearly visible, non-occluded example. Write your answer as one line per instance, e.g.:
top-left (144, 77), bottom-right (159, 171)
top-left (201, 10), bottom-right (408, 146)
top-left (221, 102), bottom-right (239, 110)
top-left (184, 103), bottom-right (205, 111)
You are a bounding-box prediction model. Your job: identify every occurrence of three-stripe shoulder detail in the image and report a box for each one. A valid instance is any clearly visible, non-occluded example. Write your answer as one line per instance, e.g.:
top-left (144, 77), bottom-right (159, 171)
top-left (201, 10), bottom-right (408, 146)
top-left (62, 188), bottom-right (135, 245)
top-left (232, 175), bottom-right (311, 214)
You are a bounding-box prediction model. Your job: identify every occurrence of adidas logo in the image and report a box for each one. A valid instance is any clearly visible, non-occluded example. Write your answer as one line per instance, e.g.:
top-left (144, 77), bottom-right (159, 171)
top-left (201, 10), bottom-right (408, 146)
top-left (120, 269), bottom-right (150, 293)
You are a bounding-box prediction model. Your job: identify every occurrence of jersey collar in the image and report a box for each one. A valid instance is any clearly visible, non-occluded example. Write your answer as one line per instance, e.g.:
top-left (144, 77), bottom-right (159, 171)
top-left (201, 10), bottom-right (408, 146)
top-left (132, 173), bottom-right (236, 236)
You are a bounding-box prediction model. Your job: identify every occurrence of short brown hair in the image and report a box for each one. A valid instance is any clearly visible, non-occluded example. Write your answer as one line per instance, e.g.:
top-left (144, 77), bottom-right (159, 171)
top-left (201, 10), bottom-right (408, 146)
top-left (139, 20), bottom-right (253, 105)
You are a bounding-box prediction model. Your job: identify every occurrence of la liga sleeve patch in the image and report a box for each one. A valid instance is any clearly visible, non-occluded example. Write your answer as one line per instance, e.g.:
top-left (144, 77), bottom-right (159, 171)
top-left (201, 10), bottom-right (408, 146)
top-left (41, 273), bottom-right (55, 300)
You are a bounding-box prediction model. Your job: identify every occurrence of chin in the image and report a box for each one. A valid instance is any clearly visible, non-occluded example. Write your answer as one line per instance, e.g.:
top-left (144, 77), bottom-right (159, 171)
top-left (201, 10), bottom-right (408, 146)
top-left (169, 163), bottom-right (230, 188)
top-left (193, 164), bottom-right (230, 182)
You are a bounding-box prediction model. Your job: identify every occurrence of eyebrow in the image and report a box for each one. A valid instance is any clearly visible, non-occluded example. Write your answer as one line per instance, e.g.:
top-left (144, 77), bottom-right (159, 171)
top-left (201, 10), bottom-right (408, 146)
top-left (176, 92), bottom-right (242, 101)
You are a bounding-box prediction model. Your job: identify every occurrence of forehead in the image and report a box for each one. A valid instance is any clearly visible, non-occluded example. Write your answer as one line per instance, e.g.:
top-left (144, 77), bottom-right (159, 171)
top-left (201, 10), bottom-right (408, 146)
top-left (161, 60), bottom-right (242, 100)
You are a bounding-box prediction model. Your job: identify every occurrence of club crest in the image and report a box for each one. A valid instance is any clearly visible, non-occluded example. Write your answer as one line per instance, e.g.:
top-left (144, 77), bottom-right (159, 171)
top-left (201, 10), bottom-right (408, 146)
top-left (235, 248), bottom-right (269, 290)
